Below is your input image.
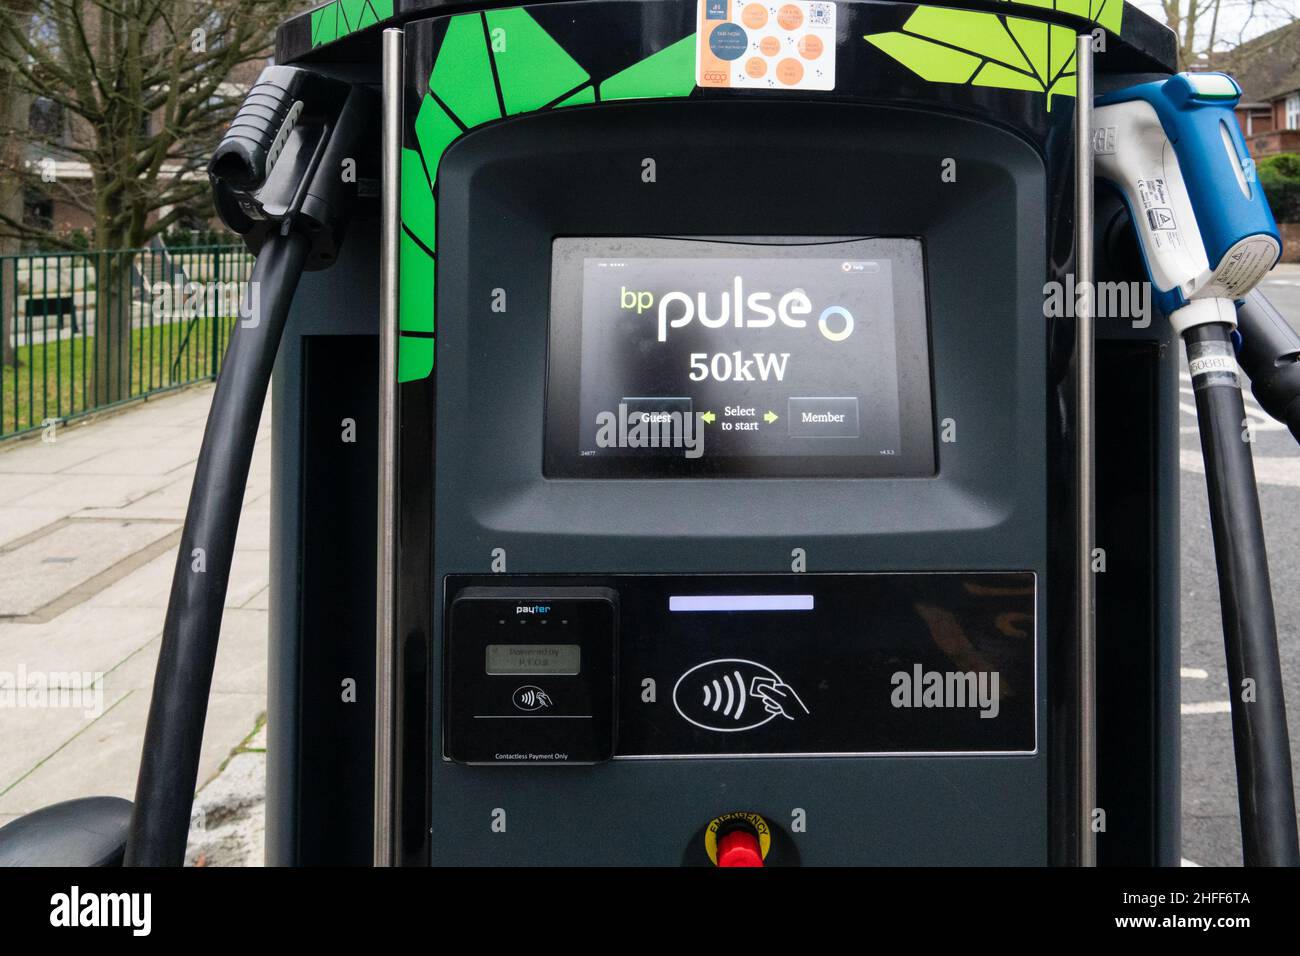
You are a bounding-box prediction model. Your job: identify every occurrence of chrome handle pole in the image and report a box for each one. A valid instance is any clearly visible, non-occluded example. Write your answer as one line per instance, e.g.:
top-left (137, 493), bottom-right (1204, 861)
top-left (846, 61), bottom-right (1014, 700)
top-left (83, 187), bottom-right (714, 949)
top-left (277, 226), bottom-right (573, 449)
top-left (1074, 33), bottom-right (1097, 868)
top-left (375, 26), bottom-right (403, 868)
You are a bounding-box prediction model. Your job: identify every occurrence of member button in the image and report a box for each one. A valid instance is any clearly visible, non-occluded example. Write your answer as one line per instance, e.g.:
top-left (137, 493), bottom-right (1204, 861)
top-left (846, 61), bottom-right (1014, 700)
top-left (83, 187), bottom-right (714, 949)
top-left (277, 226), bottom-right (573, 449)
top-left (787, 397), bottom-right (860, 437)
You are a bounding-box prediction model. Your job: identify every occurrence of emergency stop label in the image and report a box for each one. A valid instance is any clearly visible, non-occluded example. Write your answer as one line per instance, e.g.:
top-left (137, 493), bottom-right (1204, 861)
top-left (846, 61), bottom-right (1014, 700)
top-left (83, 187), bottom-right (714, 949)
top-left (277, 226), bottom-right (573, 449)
top-left (697, 0), bottom-right (836, 91)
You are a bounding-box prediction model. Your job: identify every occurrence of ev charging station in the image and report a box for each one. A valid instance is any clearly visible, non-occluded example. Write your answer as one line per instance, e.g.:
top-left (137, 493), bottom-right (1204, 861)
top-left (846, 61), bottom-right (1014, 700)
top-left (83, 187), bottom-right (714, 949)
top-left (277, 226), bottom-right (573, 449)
top-left (2, 0), bottom-right (1298, 870)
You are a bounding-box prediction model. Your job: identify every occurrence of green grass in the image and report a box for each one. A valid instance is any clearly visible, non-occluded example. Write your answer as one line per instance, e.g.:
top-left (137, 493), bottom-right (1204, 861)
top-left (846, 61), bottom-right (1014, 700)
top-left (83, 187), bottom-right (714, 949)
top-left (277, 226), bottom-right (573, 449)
top-left (2, 314), bottom-right (235, 438)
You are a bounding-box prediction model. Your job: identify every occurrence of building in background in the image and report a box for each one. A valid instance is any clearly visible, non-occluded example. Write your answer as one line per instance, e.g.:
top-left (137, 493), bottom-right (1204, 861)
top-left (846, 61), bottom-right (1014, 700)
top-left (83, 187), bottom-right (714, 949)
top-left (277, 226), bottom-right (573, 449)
top-left (1225, 21), bottom-right (1300, 158)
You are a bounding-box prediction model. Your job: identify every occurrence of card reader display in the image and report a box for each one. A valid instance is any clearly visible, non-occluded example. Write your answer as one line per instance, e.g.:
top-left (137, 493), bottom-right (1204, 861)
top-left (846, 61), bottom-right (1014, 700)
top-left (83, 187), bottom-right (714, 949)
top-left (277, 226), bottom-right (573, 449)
top-left (545, 237), bottom-right (935, 478)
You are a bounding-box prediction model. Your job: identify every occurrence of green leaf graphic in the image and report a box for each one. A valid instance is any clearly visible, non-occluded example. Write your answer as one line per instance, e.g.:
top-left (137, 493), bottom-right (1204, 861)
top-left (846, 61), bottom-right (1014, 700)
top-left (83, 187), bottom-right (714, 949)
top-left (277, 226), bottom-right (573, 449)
top-left (397, 10), bottom-right (699, 381)
top-left (311, 0), bottom-right (394, 48)
top-left (865, 0), bottom-right (1122, 110)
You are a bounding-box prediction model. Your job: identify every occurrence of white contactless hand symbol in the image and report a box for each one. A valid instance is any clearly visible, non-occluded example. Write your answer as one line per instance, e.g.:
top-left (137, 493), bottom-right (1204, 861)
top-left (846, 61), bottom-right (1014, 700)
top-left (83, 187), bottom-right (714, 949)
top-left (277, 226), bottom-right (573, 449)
top-left (750, 676), bottom-right (809, 720)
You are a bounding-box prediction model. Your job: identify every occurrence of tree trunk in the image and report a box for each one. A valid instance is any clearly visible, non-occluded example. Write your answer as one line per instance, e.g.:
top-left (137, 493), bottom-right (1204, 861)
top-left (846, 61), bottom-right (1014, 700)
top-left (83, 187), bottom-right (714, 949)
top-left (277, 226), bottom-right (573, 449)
top-left (0, 232), bottom-right (16, 368)
top-left (0, 31), bottom-right (28, 368)
top-left (92, 249), bottom-right (136, 406)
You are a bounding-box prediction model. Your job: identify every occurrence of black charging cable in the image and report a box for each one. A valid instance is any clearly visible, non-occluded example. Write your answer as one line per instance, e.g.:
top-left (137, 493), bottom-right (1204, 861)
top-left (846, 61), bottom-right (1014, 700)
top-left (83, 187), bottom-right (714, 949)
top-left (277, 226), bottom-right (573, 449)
top-left (125, 229), bottom-right (310, 865)
top-left (1184, 321), bottom-right (1300, 866)
top-left (125, 66), bottom-right (375, 865)
top-left (1236, 289), bottom-right (1300, 445)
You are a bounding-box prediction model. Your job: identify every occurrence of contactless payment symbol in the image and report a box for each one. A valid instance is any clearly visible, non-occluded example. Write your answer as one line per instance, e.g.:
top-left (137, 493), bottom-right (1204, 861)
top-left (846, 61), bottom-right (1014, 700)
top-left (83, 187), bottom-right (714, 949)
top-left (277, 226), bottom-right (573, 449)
top-left (513, 685), bottom-right (553, 711)
top-left (696, 0), bottom-right (836, 91)
top-left (673, 658), bottom-right (809, 732)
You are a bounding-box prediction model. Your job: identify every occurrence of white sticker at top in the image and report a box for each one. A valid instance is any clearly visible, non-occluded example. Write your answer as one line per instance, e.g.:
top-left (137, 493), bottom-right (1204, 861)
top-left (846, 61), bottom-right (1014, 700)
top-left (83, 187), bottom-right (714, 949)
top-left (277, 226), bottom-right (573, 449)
top-left (697, 0), bottom-right (836, 92)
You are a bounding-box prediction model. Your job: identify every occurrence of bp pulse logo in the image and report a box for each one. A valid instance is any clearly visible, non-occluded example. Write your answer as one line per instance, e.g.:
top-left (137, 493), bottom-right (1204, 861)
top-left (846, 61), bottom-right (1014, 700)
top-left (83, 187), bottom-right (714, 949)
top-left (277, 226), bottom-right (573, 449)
top-left (673, 658), bottom-right (808, 732)
top-left (619, 282), bottom-right (855, 343)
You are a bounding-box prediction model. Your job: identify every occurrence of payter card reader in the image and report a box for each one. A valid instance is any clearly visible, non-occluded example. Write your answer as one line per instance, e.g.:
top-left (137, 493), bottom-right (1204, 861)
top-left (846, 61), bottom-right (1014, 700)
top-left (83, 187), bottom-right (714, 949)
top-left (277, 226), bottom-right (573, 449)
top-left (445, 587), bottom-right (618, 764)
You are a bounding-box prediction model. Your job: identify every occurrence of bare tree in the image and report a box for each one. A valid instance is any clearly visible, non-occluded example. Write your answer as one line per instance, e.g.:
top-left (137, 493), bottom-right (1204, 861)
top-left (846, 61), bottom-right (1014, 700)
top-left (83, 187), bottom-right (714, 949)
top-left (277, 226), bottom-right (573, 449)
top-left (1155, 0), bottom-right (1297, 68)
top-left (0, 0), bottom-right (297, 401)
top-left (0, 1), bottom-right (36, 367)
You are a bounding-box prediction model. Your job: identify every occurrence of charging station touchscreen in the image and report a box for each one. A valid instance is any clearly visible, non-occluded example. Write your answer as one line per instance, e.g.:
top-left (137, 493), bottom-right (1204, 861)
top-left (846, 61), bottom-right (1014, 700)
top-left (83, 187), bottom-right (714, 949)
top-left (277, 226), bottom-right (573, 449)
top-left (545, 238), bottom-right (934, 477)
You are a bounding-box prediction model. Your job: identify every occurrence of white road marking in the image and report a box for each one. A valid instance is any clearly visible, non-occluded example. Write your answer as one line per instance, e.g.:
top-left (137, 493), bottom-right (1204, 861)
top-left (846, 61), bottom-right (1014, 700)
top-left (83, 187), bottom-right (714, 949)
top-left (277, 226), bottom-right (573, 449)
top-left (1181, 857), bottom-right (1202, 867)
top-left (1181, 667), bottom-right (1208, 679)
top-left (1181, 700), bottom-right (1232, 715)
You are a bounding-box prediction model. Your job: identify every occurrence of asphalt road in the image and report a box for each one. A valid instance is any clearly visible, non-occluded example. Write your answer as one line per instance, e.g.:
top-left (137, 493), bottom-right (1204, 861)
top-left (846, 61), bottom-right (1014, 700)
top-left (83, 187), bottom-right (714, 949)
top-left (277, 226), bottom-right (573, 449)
top-left (1179, 267), bottom-right (1300, 866)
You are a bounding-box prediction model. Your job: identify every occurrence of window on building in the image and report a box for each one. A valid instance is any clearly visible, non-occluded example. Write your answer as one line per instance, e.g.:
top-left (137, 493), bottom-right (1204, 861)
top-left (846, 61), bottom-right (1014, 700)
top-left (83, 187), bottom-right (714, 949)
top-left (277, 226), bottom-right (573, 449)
top-left (28, 98), bottom-right (64, 139)
top-left (1287, 93), bottom-right (1300, 131)
top-left (22, 190), bottom-right (53, 231)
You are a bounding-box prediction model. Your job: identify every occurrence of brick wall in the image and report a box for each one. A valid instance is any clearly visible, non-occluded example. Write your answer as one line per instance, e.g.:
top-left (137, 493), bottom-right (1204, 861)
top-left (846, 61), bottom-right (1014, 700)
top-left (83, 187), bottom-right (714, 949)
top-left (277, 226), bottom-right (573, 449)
top-left (1280, 222), bottom-right (1300, 263)
top-left (1247, 128), bottom-right (1300, 158)
top-left (1237, 106), bottom-right (1275, 140)
top-left (51, 199), bottom-right (94, 235)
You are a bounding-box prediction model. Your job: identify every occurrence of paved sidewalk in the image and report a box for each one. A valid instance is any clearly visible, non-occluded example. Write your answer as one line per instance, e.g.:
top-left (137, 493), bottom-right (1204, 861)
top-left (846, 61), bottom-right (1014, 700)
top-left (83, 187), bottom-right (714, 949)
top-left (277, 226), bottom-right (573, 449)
top-left (0, 384), bottom-right (269, 852)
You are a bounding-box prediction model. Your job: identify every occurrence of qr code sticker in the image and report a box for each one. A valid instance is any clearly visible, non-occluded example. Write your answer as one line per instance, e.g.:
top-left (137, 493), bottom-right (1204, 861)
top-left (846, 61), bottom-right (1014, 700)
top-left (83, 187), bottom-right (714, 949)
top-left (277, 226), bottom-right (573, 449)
top-left (808, 2), bottom-right (833, 26)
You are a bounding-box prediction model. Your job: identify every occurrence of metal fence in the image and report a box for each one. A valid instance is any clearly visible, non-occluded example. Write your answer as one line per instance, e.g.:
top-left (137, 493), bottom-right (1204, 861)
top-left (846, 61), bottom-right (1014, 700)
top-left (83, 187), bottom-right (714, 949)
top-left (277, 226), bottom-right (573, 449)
top-left (0, 245), bottom-right (254, 440)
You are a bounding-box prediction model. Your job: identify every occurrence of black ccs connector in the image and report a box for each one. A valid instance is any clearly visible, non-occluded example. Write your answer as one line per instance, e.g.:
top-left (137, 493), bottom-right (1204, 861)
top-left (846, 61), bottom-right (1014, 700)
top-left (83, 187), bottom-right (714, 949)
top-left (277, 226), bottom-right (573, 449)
top-left (210, 65), bottom-right (377, 269)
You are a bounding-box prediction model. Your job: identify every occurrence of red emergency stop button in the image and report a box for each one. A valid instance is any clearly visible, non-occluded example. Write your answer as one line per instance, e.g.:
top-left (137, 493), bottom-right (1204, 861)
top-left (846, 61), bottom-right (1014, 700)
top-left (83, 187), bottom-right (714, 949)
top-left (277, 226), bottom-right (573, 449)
top-left (717, 827), bottom-right (764, 867)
